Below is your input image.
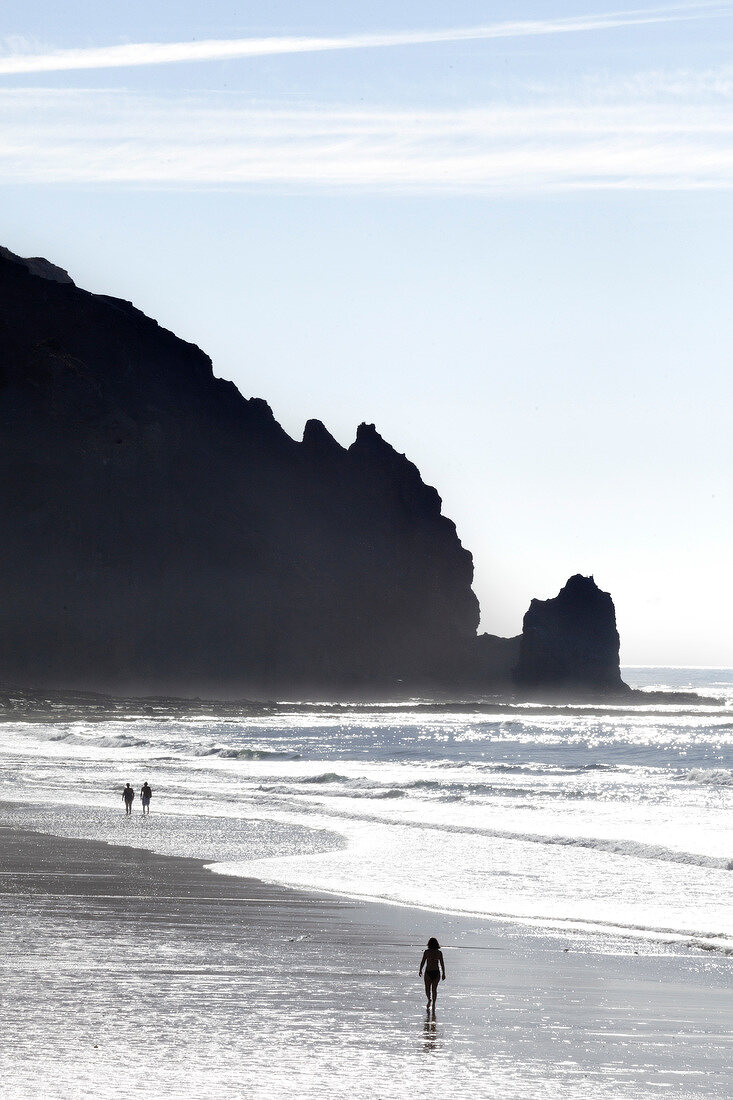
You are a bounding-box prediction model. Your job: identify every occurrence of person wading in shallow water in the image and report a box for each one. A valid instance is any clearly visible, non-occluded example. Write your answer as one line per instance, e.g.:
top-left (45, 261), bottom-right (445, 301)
top-left (419, 937), bottom-right (446, 1013)
top-left (122, 783), bottom-right (135, 815)
top-left (140, 781), bottom-right (152, 815)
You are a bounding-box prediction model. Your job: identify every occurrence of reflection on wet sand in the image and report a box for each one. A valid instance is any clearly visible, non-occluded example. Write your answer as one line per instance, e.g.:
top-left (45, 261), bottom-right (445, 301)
top-left (422, 1013), bottom-right (439, 1054)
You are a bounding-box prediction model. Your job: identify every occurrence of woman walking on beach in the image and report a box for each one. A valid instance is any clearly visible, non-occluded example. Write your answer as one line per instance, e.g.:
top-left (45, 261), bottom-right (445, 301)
top-left (419, 937), bottom-right (446, 1012)
top-left (140, 781), bottom-right (152, 815)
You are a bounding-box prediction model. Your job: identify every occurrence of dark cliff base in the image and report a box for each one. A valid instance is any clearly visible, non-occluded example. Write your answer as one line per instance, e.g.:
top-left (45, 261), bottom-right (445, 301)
top-left (0, 684), bottom-right (718, 724)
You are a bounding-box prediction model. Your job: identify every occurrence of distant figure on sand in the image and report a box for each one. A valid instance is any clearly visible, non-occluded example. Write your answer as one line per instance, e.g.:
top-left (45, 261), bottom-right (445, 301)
top-left (122, 783), bottom-right (135, 815)
top-left (140, 781), bottom-right (152, 815)
top-left (419, 937), bottom-right (446, 1012)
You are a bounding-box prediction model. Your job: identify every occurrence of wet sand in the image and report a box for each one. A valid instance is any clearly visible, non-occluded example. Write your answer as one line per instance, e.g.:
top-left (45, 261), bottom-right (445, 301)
top-left (1, 822), bottom-right (732, 1099)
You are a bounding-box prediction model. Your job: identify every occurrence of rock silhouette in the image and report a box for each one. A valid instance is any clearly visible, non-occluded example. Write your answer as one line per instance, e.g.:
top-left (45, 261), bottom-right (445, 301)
top-left (0, 245), bottom-right (625, 697)
top-left (0, 246), bottom-right (481, 694)
top-left (515, 575), bottom-right (628, 693)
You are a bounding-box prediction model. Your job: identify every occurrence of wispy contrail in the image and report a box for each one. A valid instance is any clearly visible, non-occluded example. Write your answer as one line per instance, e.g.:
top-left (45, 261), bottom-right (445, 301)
top-left (0, 4), bottom-right (725, 76)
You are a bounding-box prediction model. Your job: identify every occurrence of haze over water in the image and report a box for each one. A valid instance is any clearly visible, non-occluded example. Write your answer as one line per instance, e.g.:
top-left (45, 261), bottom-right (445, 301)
top-left (3, 667), bottom-right (732, 955)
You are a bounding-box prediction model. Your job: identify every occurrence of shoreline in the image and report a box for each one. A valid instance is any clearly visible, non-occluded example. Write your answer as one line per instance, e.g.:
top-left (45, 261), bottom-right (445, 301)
top-left (8, 793), bottom-right (732, 959)
top-left (2, 815), bottom-right (733, 1098)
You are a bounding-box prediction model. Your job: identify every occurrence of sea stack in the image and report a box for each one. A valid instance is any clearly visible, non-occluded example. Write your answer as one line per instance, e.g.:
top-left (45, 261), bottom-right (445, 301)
top-left (514, 575), bottom-right (628, 693)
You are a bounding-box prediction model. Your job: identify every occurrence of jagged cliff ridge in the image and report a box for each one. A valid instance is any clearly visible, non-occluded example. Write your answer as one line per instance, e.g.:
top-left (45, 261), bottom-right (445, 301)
top-left (515, 575), bottom-right (628, 693)
top-left (0, 246), bottom-right (480, 694)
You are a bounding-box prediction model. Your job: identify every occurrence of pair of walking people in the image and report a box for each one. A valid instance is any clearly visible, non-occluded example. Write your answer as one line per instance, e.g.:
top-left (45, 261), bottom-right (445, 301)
top-left (122, 781), bottom-right (152, 815)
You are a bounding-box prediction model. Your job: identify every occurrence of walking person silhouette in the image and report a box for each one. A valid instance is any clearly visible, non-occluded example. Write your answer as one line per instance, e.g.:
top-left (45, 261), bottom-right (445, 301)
top-left (419, 937), bottom-right (446, 1014)
top-left (122, 783), bottom-right (135, 815)
top-left (140, 781), bottom-right (152, 815)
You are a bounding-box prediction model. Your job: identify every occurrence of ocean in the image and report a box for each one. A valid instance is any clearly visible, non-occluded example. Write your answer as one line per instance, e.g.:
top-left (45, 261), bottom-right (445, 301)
top-left (2, 667), bottom-right (732, 956)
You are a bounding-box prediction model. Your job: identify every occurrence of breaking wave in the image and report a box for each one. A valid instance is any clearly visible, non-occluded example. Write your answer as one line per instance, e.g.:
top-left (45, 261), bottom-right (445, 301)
top-left (680, 768), bottom-right (733, 786)
top-left (194, 746), bottom-right (302, 761)
top-left (46, 729), bottom-right (151, 749)
top-left (298, 772), bottom-right (349, 784)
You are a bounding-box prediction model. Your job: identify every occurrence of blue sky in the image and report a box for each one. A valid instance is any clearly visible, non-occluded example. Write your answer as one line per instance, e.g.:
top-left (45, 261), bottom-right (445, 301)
top-left (2, 2), bottom-right (732, 663)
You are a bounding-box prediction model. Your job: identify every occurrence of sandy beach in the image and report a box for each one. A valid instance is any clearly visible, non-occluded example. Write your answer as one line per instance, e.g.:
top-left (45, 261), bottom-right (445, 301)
top-left (1, 817), bottom-right (732, 1099)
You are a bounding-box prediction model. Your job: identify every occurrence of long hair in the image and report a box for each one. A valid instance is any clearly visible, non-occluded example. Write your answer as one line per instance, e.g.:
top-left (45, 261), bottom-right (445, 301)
top-left (427, 937), bottom-right (439, 950)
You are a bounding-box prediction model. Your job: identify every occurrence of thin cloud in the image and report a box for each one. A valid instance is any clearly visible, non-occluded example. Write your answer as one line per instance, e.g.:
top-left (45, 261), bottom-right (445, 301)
top-left (0, 4), bottom-right (726, 75)
top-left (2, 88), bottom-right (733, 192)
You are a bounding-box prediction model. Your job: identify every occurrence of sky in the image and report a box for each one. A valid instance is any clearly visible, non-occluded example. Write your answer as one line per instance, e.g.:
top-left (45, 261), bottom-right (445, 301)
top-left (1, 1), bottom-right (732, 665)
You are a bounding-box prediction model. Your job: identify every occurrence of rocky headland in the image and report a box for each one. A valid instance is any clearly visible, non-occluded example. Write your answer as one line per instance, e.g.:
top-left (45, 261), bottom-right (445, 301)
top-left (0, 244), bottom-right (646, 699)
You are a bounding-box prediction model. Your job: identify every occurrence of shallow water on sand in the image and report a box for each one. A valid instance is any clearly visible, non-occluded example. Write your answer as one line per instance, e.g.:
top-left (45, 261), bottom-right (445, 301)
top-left (1, 831), bottom-right (731, 1100)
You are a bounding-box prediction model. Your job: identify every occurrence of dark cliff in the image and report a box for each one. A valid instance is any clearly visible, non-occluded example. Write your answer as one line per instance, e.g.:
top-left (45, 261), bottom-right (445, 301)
top-left (0, 246), bottom-right (480, 694)
top-left (515, 575), bottom-right (628, 693)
